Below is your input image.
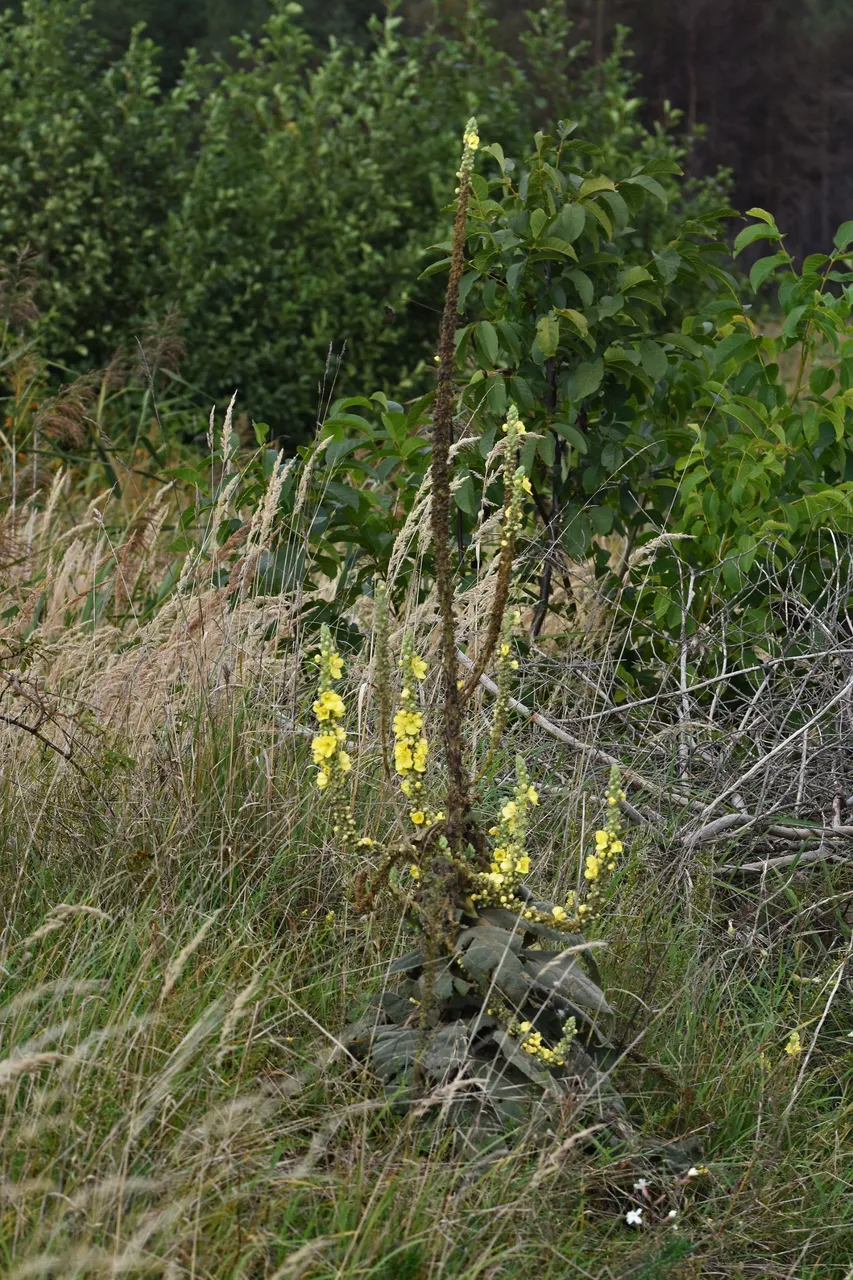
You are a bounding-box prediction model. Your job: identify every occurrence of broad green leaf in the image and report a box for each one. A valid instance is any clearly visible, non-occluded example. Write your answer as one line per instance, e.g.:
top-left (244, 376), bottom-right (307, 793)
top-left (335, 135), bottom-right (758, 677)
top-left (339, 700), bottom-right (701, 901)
top-left (810, 364), bottom-right (834, 396)
top-left (530, 207), bottom-right (548, 240)
top-left (454, 474), bottom-right (479, 516)
top-left (622, 174), bottom-right (668, 205)
top-left (535, 236), bottom-right (578, 258)
top-left (475, 320), bottom-right (499, 367)
top-left (834, 220), bottom-right (853, 251)
top-left (653, 245), bottom-right (682, 284)
top-left (782, 304), bottom-right (809, 340)
top-left (617, 264), bottom-right (654, 290)
top-left (750, 252), bottom-right (789, 292)
top-left (557, 307), bottom-right (589, 337)
top-left (553, 421), bottom-right (589, 453)
top-left (745, 207), bottom-right (777, 226)
top-left (565, 357), bottom-right (603, 401)
top-left (536, 313), bottom-right (560, 358)
top-left (579, 175), bottom-right (616, 197)
top-left (733, 222), bottom-right (782, 256)
top-left (549, 202), bottom-right (585, 243)
top-left (638, 338), bottom-right (668, 381)
top-left (568, 268), bottom-right (594, 307)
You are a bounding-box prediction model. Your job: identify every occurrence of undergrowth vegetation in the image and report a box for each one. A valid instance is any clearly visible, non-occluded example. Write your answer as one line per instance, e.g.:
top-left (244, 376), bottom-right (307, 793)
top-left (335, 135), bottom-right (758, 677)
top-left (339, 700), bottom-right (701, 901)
top-left (3, 13), bottom-right (853, 1280)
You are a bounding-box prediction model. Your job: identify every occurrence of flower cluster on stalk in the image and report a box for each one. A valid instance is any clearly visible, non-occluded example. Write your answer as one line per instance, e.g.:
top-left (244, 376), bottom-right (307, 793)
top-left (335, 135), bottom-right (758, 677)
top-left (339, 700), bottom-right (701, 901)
top-left (510, 1013), bottom-right (577, 1067)
top-left (472, 755), bottom-right (538, 908)
top-left (500, 405), bottom-right (530, 548)
top-left (310, 624), bottom-right (355, 844)
top-left (571, 764), bottom-right (626, 922)
top-left (393, 634), bottom-right (443, 829)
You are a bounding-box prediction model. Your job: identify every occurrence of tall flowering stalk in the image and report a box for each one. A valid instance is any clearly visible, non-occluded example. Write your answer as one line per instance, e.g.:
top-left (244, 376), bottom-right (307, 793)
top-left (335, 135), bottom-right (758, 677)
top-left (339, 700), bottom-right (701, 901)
top-left (430, 117), bottom-right (480, 849)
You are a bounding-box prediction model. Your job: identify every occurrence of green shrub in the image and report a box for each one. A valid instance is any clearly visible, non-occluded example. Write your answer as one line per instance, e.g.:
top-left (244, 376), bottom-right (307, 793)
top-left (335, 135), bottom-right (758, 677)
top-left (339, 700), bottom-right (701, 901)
top-left (0, 0), bottom-right (730, 443)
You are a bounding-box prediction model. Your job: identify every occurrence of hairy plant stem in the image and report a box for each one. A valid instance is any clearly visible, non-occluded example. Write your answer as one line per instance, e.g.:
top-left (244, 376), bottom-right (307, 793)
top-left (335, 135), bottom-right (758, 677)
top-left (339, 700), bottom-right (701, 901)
top-left (431, 150), bottom-right (473, 853)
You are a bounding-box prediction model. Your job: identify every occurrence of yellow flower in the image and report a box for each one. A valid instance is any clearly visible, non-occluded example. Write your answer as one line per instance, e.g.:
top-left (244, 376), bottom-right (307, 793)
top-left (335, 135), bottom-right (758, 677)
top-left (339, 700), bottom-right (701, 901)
top-left (526, 786), bottom-right (539, 805)
top-left (785, 1030), bottom-right (803, 1057)
top-left (487, 871), bottom-right (505, 887)
top-left (410, 864), bottom-right (421, 880)
top-left (316, 769), bottom-right (330, 790)
top-left (499, 858), bottom-right (513, 873)
top-left (412, 738), bottom-right (429, 772)
top-left (464, 128), bottom-right (480, 151)
top-left (338, 750), bottom-right (352, 773)
top-left (410, 810), bottom-right (426, 825)
top-left (393, 709), bottom-right (423, 737)
top-left (515, 855), bottom-right (531, 874)
top-left (519, 1021), bottom-right (531, 1033)
top-left (394, 742), bottom-right (414, 772)
top-left (311, 733), bottom-right (338, 762)
top-left (400, 778), bottom-right (412, 796)
top-left (313, 689), bottom-right (345, 721)
top-left (521, 476), bottom-right (532, 494)
top-left (357, 837), bottom-right (373, 847)
top-left (610, 840), bottom-right (623, 854)
top-left (551, 905), bottom-right (566, 921)
top-left (328, 653), bottom-right (344, 679)
top-left (433, 811), bottom-right (445, 822)
top-left (325, 911), bottom-right (335, 924)
top-left (411, 656), bottom-right (428, 680)
top-left (584, 854), bottom-right (601, 881)
top-left (500, 643), bottom-right (511, 656)
top-left (501, 801), bottom-right (518, 823)
top-left (594, 829), bottom-right (609, 848)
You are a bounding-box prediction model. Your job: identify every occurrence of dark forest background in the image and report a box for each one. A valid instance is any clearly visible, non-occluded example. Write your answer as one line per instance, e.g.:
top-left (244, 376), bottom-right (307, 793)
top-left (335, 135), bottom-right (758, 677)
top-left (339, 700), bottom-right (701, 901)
top-left (60, 0), bottom-right (853, 263)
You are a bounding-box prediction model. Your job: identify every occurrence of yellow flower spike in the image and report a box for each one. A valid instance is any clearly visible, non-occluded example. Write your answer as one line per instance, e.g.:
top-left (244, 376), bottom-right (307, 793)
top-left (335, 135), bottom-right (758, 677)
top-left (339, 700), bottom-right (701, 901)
top-left (785, 1030), bottom-right (803, 1057)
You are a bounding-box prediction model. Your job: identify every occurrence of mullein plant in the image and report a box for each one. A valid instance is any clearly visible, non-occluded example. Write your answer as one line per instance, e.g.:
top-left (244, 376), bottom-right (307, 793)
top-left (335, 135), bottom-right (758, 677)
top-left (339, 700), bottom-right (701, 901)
top-left (309, 121), bottom-right (631, 1132)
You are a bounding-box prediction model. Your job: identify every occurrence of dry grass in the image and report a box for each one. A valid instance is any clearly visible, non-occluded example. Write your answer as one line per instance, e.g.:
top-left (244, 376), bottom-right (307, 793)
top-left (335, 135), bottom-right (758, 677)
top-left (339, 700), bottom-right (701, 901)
top-left (2, 440), bottom-right (853, 1278)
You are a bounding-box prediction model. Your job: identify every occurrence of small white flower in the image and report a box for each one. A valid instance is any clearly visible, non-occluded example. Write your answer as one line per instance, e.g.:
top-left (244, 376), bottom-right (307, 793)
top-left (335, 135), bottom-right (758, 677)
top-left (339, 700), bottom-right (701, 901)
top-left (846, 1030), bottom-right (853, 1039)
top-left (667, 1209), bottom-right (678, 1220)
top-left (633, 1178), bottom-right (649, 1192)
top-left (686, 1167), bottom-right (699, 1178)
top-left (625, 1208), bottom-right (643, 1227)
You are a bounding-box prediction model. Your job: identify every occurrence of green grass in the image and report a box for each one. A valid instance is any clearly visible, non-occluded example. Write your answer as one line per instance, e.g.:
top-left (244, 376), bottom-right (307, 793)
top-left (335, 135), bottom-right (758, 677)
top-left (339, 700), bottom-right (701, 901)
top-left (2, 686), bottom-right (852, 1280)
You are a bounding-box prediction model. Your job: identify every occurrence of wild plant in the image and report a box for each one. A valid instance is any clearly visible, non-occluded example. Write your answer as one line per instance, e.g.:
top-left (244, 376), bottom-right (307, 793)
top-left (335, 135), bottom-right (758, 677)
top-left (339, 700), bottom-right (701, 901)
top-left (310, 121), bottom-right (631, 1136)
